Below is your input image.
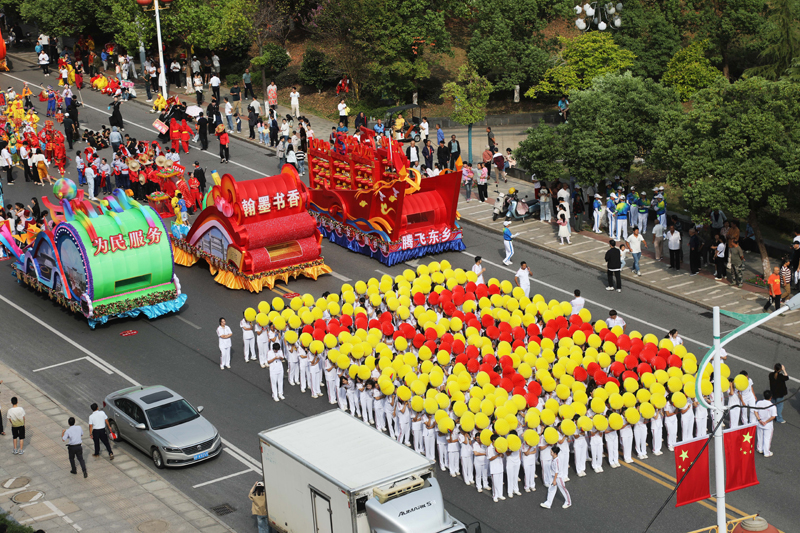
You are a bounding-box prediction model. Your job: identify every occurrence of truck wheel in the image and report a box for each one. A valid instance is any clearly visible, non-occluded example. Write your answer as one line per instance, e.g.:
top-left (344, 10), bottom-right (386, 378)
top-left (151, 447), bottom-right (165, 469)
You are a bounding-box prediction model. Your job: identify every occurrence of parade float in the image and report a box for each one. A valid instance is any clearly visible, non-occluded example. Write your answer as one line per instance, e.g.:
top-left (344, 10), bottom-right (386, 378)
top-left (171, 168), bottom-right (331, 293)
top-left (1, 179), bottom-right (186, 328)
top-left (305, 128), bottom-right (465, 266)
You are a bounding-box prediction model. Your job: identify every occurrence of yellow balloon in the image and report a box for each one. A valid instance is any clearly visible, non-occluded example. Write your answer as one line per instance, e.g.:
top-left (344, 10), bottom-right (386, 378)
top-left (524, 429), bottom-right (538, 446)
top-left (609, 413), bottom-right (624, 431)
top-left (244, 307), bottom-right (257, 322)
top-left (561, 419), bottom-right (576, 436)
top-left (593, 414), bottom-right (609, 431)
top-left (671, 392), bottom-right (687, 409)
top-left (625, 407), bottom-right (641, 424)
top-left (733, 374), bottom-right (749, 391)
top-left (544, 427), bottom-right (559, 445)
top-left (639, 402), bottom-right (655, 419)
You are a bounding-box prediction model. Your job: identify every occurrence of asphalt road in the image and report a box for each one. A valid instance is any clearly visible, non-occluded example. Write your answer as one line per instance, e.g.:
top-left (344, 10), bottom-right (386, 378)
top-left (1, 61), bottom-right (798, 533)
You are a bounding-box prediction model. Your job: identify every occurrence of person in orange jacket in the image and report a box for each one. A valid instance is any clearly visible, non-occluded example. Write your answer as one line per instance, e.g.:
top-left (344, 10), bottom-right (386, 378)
top-left (216, 124), bottom-right (229, 163)
top-left (764, 266), bottom-right (782, 312)
top-left (169, 118), bottom-right (181, 152)
top-left (180, 119), bottom-right (191, 154)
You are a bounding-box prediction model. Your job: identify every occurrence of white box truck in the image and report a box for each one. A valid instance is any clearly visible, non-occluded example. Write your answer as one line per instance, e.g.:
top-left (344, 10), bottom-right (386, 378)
top-left (258, 409), bottom-right (479, 533)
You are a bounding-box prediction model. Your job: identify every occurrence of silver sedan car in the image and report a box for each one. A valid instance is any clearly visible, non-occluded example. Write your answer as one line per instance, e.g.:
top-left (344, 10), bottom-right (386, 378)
top-left (103, 385), bottom-right (221, 469)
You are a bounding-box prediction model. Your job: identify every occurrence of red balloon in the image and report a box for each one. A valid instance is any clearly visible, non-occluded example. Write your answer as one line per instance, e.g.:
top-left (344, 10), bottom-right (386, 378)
top-left (653, 356), bottom-right (667, 371)
top-left (413, 333), bottom-right (426, 349)
top-left (480, 362), bottom-right (494, 374)
top-left (500, 378), bottom-right (514, 392)
top-left (513, 385), bottom-right (526, 397)
top-left (481, 314), bottom-right (495, 328)
top-left (368, 318), bottom-right (381, 330)
top-left (621, 370), bottom-right (639, 382)
top-left (340, 315), bottom-right (353, 328)
top-left (328, 323), bottom-right (341, 336)
top-left (313, 328), bottom-right (326, 341)
top-left (525, 393), bottom-right (538, 407)
top-left (424, 340), bottom-right (438, 354)
top-left (486, 326), bottom-right (500, 340)
top-left (440, 342), bottom-right (452, 354)
top-left (499, 332), bottom-right (513, 343)
top-left (542, 327), bottom-right (556, 340)
top-left (586, 362), bottom-right (601, 376)
top-left (428, 292), bottom-right (440, 306)
top-left (466, 345), bottom-right (480, 359)
top-left (527, 324), bottom-right (541, 338)
top-left (617, 335), bottom-right (631, 351)
top-left (425, 328), bottom-right (438, 341)
top-left (467, 359), bottom-right (480, 373)
top-left (488, 284), bottom-right (501, 295)
top-left (558, 327), bottom-right (571, 339)
top-left (414, 292), bottom-right (426, 306)
top-left (512, 326), bottom-right (526, 341)
top-left (555, 316), bottom-right (569, 330)
top-left (570, 315), bottom-right (583, 327)
top-left (500, 355), bottom-right (513, 368)
top-left (499, 322), bottom-right (512, 334)
top-left (453, 310), bottom-right (466, 321)
top-left (594, 370), bottom-right (608, 385)
top-left (452, 339), bottom-right (465, 354)
top-left (573, 366), bottom-right (588, 382)
top-left (624, 355), bottom-right (638, 371)
top-left (381, 323), bottom-right (394, 336)
top-left (605, 332), bottom-right (618, 344)
top-left (511, 373), bottom-right (526, 386)
top-left (667, 354), bottom-right (682, 368)
top-left (468, 319), bottom-right (482, 331)
top-left (599, 330), bottom-right (609, 341)
top-left (314, 319), bottom-right (327, 330)
top-left (484, 355), bottom-right (498, 368)
top-left (490, 372), bottom-right (502, 387)
top-left (440, 289), bottom-right (453, 301)
top-left (527, 381), bottom-right (542, 398)
top-left (355, 317), bottom-right (368, 330)
top-left (475, 285), bottom-right (489, 299)
top-left (465, 282), bottom-right (477, 292)
top-left (630, 337), bottom-right (644, 350)
top-left (392, 330), bottom-right (404, 341)
top-left (637, 363), bottom-right (653, 375)
top-left (606, 377), bottom-right (620, 388)
top-left (453, 293), bottom-right (465, 306)
top-left (455, 353), bottom-right (468, 365)
top-left (444, 303), bottom-right (456, 316)
top-left (302, 324), bottom-right (314, 335)
top-left (400, 323), bottom-right (416, 339)
top-left (512, 340), bottom-right (526, 351)
top-left (609, 361), bottom-right (625, 377)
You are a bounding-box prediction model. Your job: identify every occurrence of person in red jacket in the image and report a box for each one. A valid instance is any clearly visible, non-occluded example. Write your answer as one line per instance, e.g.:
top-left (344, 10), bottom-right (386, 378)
top-left (169, 118), bottom-right (181, 152)
top-left (216, 124), bottom-right (229, 163)
top-left (180, 119), bottom-right (191, 154)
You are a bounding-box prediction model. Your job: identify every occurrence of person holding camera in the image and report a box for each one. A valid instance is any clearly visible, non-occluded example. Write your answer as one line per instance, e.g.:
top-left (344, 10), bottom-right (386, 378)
top-left (249, 481), bottom-right (269, 533)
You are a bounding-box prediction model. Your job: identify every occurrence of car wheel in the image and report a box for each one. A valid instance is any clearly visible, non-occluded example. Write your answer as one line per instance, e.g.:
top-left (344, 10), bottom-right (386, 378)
top-left (151, 447), bottom-right (165, 469)
top-left (492, 213), bottom-right (498, 221)
top-left (109, 420), bottom-right (120, 442)
top-left (413, 134), bottom-right (421, 143)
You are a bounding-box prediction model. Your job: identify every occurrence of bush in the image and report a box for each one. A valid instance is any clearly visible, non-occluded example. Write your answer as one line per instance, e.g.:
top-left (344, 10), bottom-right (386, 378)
top-left (0, 513), bottom-right (35, 533)
top-left (275, 65), bottom-right (301, 90)
top-left (225, 74), bottom-right (242, 86)
top-left (662, 40), bottom-right (724, 101)
top-left (251, 43), bottom-right (291, 77)
top-left (299, 49), bottom-right (334, 92)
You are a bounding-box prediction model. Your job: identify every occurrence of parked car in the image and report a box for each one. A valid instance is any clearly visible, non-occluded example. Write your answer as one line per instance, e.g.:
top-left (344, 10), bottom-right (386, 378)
top-left (103, 385), bottom-right (221, 469)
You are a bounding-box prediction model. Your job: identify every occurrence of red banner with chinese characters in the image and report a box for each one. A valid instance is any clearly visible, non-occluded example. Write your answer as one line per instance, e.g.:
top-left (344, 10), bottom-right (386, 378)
top-left (92, 227), bottom-right (162, 255)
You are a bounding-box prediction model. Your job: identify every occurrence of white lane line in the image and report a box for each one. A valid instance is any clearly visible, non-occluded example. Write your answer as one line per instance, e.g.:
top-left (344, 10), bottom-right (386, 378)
top-left (573, 246), bottom-right (607, 256)
top-left (459, 251), bottom-right (800, 382)
top-left (33, 357), bottom-right (88, 373)
top-left (639, 270), bottom-right (662, 276)
top-left (84, 357), bottom-right (115, 375)
top-left (2, 72), bottom-right (265, 178)
top-left (745, 295), bottom-right (759, 301)
top-left (327, 271), bottom-right (352, 282)
top-left (703, 293), bottom-right (732, 301)
top-left (192, 469), bottom-right (255, 488)
top-left (0, 485), bottom-right (29, 497)
top-left (222, 447), bottom-right (261, 472)
top-left (660, 277), bottom-right (673, 281)
top-left (476, 216), bottom-right (494, 221)
top-left (2, 478), bottom-right (17, 489)
top-left (686, 286), bottom-right (719, 295)
top-left (565, 239), bottom-right (598, 247)
top-left (374, 269), bottom-right (392, 277)
top-left (176, 316), bottom-right (202, 330)
top-left (784, 320), bottom-right (800, 326)
top-left (0, 294), bottom-right (140, 385)
top-left (667, 281), bottom-right (694, 290)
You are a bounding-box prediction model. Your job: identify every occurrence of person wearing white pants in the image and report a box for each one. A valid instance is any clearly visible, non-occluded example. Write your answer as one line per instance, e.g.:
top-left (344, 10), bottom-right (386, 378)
top-left (298, 350), bottom-right (311, 392)
top-left (506, 448), bottom-right (522, 497)
top-left (447, 430), bottom-right (461, 477)
top-left (665, 403), bottom-right (679, 451)
top-left (592, 195), bottom-right (603, 233)
top-left (680, 402), bottom-right (695, 442)
top-left (309, 352), bottom-right (322, 398)
top-left (541, 447), bottom-right (571, 509)
top-left (359, 381), bottom-right (373, 423)
top-left (216, 318), bottom-right (232, 370)
top-left (240, 316), bottom-right (256, 362)
top-left (255, 323), bottom-right (270, 368)
top-left (739, 375), bottom-right (757, 425)
top-left (620, 423), bottom-right (634, 464)
top-left (606, 195), bottom-right (617, 238)
top-left (502, 221), bottom-right (518, 266)
top-left (695, 399), bottom-right (709, 438)
top-left (267, 343), bottom-right (285, 401)
top-left (423, 415), bottom-right (436, 460)
top-left (472, 440), bottom-right (489, 492)
top-left (459, 432), bottom-right (474, 485)
top-left (488, 441), bottom-right (505, 502)
top-left (436, 430), bottom-right (449, 471)
top-left (325, 359), bottom-right (339, 405)
top-left (286, 344), bottom-right (300, 385)
top-left (590, 430), bottom-right (604, 473)
top-left (522, 441), bottom-right (538, 491)
top-left (373, 389), bottom-right (386, 431)
top-left (634, 418), bottom-right (648, 459)
top-left (397, 400), bottom-right (411, 447)
top-left (412, 412), bottom-right (424, 453)
top-left (346, 379), bottom-right (360, 417)
top-left (558, 436), bottom-right (570, 481)
top-left (573, 431), bottom-right (588, 477)
top-left (728, 384), bottom-right (742, 430)
top-left (338, 374), bottom-right (349, 413)
top-left (605, 429), bottom-right (619, 468)
top-left (754, 392), bottom-right (777, 457)
top-left (650, 410), bottom-right (664, 456)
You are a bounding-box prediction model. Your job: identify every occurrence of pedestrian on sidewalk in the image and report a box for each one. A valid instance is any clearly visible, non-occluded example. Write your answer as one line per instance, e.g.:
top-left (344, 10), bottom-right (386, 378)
top-left (230, 82), bottom-right (242, 116)
top-left (267, 80), bottom-right (277, 110)
top-left (605, 240), bottom-right (622, 292)
top-left (88, 403), bottom-right (113, 459)
top-left (216, 125), bottom-right (230, 164)
top-left (539, 187), bottom-right (552, 223)
top-left (437, 140), bottom-right (449, 170)
top-left (606, 193), bottom-right (617, 238)
top-left (557, 205), bottom-right (571, 245)
top-left (477, 164), bottom-right (488, 202)
top-left (764, 267), bottom-right (782, 311)
top-left (448, 135), bottom-right (461, 170)
top-left (502, 221), bottom-right (519, 266)
top-left (688, 228), bottom-right (702, 275)
top-left (337, 98), bottom-right (348, 127)
top-left (791, 240), bottom-right (800, 292)
top-left (713, 235), bottom-right (727, 280)
top-left (666, 225), bottom-right (681, 270)
top-left (626, 227), bottom-right (646, 275)
top-left (592, 194), bottom-right (603, 233)
top-left (780, 256), bottom-right (792, 302)
top-left (729, 239), bottom-right (745, 286)
top-left (217, 317), bottom-right (233, 369)
top-left (62, 417), bottom-right (88, 477)
top-left (243, 69), bottom-right (255, 100)
top-left (7, 397), bottom-right (24, 453)
top-left (571, 187), bottom-right (585, 233)
top-left (209, 73), bottom-right (221, 103)
top-left (249, 481), bottom-right (270, 533)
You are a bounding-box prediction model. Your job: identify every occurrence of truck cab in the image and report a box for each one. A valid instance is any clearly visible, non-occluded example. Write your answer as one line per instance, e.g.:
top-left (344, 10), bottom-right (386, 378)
top-left (366, 477), bottom-right (471, 533)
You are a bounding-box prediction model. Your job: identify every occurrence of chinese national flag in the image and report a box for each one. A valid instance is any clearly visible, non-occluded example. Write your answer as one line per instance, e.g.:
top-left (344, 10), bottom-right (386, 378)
top-left (724, 424), bottom-right (759, 493)
top-left (674, 436), bottom-right (711, 507)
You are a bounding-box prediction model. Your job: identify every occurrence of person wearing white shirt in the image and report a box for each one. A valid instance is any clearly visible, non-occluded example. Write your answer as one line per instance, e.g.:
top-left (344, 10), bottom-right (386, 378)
top-left (209, 74), bottom-right (221, 101)
top-left (309, 348), bottom-right (322, 398)
top-left (420, 118), bottom-right (429, 141)
top-left (61, 417), bottom-right (87, 477)
top-left (224, 98), bottom-right (234, 132)
top-left (754, 391), bottom-right (777, 457)
top-left (570, 290), bottom-right (585, 314)
top-left (38, 51), bottom-right (50, 75)
top-left (459, 431), bottom-right (474, 485)
top-left (216, 318), bottom-right (233, 370)
top-left (488, 439), bottom-right (505, 502)
top-left (255, 323), bottom-right (270, 368)
top-left (285, 343), bottom-right (300, 386)
top-left (472, 256), bottom-right (486, 285)
top-left (337, 98), bottom-right (348, 127)
top-left (240, 314), bottom-right (256, 362)
top-left (626, 227), bottom-right (647, 275)
top-left (652, 222), bottom-right (664, 262)
top-left (325, 354), bottom-right (339, 405)
top-left (606, 310), bottom-right (626, 331)
top-left (298, 341), bottom-right (311, 392)
top-left (541, 446), bottom-right (571, 509)
top-left (515, 262), bottom-right (531, 297)
top-left (737, 372), bottom-right (756, 425)
top-left (88, 403), bottom-right (113, 458)
top-left (506, 446), bottom-right (522, 498)
top-left (667, 328), bottom-right (683, 346)
top-left (268, 342), bottom-right (286, 401)
top-left (472, 439), bottom-right (489, 492)
top-left (251, 97), bottom-right (261, 116)
top-left (290, 87), bottom-right (300, 117)
top-left (667, 225), bottom-right (681, 270)
top-left (1, 146), bottom-right (14, 185)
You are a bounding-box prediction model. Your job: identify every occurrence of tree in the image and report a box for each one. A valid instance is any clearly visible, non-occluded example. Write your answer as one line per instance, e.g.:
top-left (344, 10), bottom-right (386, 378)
top-left (745, 0), bottom-right (800, 79)
top-left (652, 77), bottom-right (800, 276)
top-left (662, 39), bottom-right (725, 101)
top-left (441, 65), bottom-right (493, 166)
top-left (525, 33), bottom-right (636, 98)
top-left (612, 0), bottom-right (682, 80)
top-left (467, 0), bottom-right (569, 92)
top-left (250, 43), bottom-right (290, 78)
top-left (514, 120), bottom-right (566, 182)
top-left (299, 49), bottom-right (333, 92)
top-left (685, 0), bottom-right (767, 78)
top-left (561, 72), bottom-right (681, 183)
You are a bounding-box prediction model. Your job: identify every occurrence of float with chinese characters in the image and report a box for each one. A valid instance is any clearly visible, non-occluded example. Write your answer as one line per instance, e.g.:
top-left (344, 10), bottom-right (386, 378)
top-left (3, 179), bottom-right (187, 328)
top-left (306, 128), bottom-right (464, 266)
top-left (171, 168), bottom-right (332, 293)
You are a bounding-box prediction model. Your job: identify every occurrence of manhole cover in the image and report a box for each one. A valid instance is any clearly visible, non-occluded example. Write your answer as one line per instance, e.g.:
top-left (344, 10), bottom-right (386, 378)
top-left (12, 490), bottom-right (44, 504)
top-left (137, 519), bottom-right (169, 533)
top-left (1, 477), bottom-right (30, 489)
top-left (210, 503), bottom-right (235, 516)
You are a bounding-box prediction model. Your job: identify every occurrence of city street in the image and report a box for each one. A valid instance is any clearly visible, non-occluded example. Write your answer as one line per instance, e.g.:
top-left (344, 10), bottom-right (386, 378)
top-left (1, 60), bottom-right (798, 533)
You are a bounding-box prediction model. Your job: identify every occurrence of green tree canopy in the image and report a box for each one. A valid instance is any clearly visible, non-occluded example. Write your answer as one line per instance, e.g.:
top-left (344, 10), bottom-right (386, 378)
top-left (441, 65), bottom-right (493, 164)
top-left (652, 77), bottom-right (800, 275)
top-left (525, 32), bottom-right (636, 98)
top-left (744, 0), bottom-right (800, 80)
top-left (514, 119), bottom-right (565, 182)
top-left (662, 39), bottom-right (725, 101)
top-left (562, 72), bottom-right (681, 183)
top-left (250, 42), bottom-right (290, 77)
top-left (612, 0), bottom-right (682, 80)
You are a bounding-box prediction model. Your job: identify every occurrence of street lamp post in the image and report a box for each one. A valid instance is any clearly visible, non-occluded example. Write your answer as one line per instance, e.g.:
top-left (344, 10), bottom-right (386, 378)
top-left (696, 293), bottom-right (800, 532)
top-left (574, 2), bottom-right (623, 32)
top-left (136, 0), bottom-right (170, 99)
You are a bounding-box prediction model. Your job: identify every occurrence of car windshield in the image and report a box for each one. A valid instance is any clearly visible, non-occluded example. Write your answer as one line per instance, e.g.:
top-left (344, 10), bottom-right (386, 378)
top-left (146, 400), bottom-right (199, 430)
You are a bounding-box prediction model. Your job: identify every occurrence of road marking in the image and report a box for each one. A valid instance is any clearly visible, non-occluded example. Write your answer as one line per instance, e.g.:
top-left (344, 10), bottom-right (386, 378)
top-left (0, 484), bottom-right (29, 496)
top-left (176, 316), bottom-right (202, 330)
top-left (476, 216), bottom-right (495, 221)
top-left (565, 239), bottom-right (597, 247)
top-left (192, 469), bottom-right (255, 488)
top-left (667, 281), bottom-right (694, 289)
top-left (33, 357), bottom-right (89, 373)
top-left (685, 286), bottom-right (719, 295)
top-left (703, 293), bottom-right (732, 302)
top-left (375, 269), bottom-right (392, 277)
top-left (784, 320), bottom-right (800, 326)
top-left (573, 246), bottom-right (607, 256)
top-left (638, 270), bottom-right (662, 276)
top-left (458, 252), bottom-right (800, 383)
top-left (327, 271), bottom-right (352, 282)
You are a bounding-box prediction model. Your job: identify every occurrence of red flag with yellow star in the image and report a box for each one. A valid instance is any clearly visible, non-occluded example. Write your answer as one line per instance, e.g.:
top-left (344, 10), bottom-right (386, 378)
top-left (674, 436), bottom-right (711, 507)
top-left (724, 423), bottom-right (759, 493)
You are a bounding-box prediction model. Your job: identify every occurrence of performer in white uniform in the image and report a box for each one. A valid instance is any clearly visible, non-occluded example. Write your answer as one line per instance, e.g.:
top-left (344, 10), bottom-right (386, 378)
top-left (267, 342), bottom-right (285, 401)
top-left (240, 314), bottom-right (256, 362)
top-left (754, 391), bottom-right (777, 457)
top-left (216, 318), bottom-right (232, 370)
top-left (541, 446), bottom-right (571, 509)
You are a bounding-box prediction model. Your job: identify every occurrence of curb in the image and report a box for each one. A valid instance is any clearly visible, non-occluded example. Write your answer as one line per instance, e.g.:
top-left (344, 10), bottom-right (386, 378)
top-left (0, 362), bottom-right (237, 532)
top-left (459, 216), bottom-right (799, 344)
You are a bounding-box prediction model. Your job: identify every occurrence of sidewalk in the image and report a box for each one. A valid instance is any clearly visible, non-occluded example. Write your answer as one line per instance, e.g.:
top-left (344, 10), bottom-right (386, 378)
top-left (0, 362), bottom-right (234, 533)
top-left (454, 181), bottom-right (800, 342)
